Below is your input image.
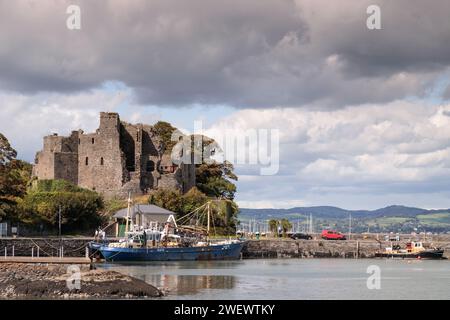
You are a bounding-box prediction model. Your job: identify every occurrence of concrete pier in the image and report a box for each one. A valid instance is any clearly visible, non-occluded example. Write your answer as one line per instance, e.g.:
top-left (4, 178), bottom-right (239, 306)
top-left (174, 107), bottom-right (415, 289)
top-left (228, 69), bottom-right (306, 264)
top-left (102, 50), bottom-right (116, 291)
top-left (242, 239), bottom-right (450, 259)
top-left (0, 256), bottom-right (91, 264)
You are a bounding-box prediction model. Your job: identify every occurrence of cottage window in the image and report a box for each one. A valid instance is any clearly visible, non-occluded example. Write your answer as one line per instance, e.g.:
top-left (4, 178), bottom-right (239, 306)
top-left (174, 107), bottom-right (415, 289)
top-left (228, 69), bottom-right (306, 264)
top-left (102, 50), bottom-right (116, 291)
top-left (92, 138), bottom-right (95, 144)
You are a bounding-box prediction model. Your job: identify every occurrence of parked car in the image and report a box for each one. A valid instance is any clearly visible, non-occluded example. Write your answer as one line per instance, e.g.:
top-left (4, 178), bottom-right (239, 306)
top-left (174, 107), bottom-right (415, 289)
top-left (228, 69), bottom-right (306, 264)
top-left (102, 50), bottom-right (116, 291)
top-left (321, 230), bottom-right (346, 240)
top-left (289, 233), bottom-right (313, 240)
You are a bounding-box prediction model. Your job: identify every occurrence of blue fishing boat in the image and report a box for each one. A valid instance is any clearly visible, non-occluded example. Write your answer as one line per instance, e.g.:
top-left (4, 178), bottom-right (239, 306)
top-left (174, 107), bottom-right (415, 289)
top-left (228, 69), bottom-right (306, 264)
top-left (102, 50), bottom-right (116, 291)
top-left (90, 198), bottom-right (246, 262)
top-left (94, 241), bottom-right (244, 262)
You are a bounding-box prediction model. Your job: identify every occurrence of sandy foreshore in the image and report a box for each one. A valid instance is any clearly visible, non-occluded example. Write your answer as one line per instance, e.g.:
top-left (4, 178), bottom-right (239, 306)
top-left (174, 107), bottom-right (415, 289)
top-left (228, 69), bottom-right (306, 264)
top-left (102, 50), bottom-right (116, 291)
top-left (0, 263), bottom-right (163, 299)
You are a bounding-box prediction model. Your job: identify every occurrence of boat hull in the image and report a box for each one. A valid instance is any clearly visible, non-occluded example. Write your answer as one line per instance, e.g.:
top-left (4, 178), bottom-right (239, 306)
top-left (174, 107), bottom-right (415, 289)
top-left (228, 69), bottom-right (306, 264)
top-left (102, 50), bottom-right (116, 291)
top-left (375, 249), bottom-right (445, 259)
top-left (94, 242), bottom-right (245, 262)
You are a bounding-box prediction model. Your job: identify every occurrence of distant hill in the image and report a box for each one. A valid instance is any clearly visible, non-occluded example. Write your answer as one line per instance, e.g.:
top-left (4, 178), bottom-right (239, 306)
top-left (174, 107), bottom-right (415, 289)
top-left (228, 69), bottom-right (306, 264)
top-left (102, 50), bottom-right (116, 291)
top-left (238, 205), bottom-right (450, 233)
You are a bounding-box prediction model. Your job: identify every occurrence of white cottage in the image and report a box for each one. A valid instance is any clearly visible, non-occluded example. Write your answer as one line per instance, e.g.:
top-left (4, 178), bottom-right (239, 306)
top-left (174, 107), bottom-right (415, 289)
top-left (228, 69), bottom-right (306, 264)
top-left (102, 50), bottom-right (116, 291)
top-left (113, 204), bottom-right (177, 237)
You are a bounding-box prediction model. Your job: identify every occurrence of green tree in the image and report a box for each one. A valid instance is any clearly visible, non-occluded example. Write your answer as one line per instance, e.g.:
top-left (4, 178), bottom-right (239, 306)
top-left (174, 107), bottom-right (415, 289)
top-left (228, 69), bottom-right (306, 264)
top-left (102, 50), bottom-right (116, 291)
top-left (182, 187), bottom-right (209, 215)
top-left (148, 188), bottom-right (184, 214)
top-left (196, 161), bottom-right (237, 200)
top-left (269, 219), bottom-right (279, 233)
top-left (153, 121), bottom-right (178, 153)
top-left (0, 133), bottom-right (17, 165)
top-left (280, 219), bottom-right (292, 236)
top-left (0, 133), bottom-right (32, 222)
top-left (19, 180), bottom-right (104, 233)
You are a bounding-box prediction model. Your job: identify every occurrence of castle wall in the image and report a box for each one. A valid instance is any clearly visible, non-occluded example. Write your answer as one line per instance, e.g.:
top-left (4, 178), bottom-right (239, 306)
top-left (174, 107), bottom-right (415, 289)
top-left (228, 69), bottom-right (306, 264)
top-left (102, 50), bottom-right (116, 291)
top-left (77, 113), bottom-right (125, 193)
top-left (33, 112), bottom-right (196, 198)
top-left (54, 152), bottom-right (78, 185)
top-left (33, 151), bottom-right (55, 180)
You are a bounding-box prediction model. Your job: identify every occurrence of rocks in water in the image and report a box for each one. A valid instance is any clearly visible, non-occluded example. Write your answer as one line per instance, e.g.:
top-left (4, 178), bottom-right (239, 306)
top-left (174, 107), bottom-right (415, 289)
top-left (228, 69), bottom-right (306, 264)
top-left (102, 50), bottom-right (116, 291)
top-left (0, 263), bottom-right (163, 299)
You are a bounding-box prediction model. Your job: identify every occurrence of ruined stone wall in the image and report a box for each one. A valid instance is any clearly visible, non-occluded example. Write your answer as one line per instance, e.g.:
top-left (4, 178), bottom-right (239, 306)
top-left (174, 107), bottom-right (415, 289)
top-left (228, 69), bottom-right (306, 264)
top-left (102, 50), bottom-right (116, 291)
top-left (33, 112), bottom-right (196, 198)
top-left (181, 162), bottom-right (196, 193)
top-left (78, 113), bottom-right (125, 193)
top-left (54, 152), bottom-right (78, 185)
top-left (140, 125), bottom-right (159, 192)
top-left (34, 132), bottom-right (79, 182)
top-left (158, 172), bottom-right (182, 191)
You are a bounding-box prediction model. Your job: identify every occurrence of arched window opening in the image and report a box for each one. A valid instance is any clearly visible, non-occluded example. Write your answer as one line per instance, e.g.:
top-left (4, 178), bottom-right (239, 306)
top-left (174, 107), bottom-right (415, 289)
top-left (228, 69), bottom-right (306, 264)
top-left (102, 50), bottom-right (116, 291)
top-left (85, 157), bottom-right (89, 166)
top-left (100, 157), bottom-right (104, 165)
top-left (146, 160), bottom-right (155, 172)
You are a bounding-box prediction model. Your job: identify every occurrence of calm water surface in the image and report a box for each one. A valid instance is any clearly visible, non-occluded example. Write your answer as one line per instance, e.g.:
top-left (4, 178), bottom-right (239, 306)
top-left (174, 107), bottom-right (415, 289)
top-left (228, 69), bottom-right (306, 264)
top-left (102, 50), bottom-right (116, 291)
top-left (98, 259), bottom-right (450, 300)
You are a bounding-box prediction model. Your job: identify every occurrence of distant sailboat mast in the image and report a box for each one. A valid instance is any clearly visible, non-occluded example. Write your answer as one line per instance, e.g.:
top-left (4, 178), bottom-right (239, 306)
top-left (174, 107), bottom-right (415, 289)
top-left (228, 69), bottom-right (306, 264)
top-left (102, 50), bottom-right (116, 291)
top-left (348, 212), bottom-right (352, 240)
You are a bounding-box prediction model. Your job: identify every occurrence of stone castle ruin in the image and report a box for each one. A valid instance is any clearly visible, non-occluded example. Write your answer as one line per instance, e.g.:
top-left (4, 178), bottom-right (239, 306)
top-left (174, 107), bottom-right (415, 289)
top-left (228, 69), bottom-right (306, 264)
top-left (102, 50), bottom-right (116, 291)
top-left (32, 112), bottom-right (196, 198)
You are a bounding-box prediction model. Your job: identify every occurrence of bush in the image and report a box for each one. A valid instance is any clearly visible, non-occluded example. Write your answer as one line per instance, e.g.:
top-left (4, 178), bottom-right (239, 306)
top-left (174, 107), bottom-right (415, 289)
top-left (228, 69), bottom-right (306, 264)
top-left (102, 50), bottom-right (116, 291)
top-left (19, 180), bottom-right (105, 234)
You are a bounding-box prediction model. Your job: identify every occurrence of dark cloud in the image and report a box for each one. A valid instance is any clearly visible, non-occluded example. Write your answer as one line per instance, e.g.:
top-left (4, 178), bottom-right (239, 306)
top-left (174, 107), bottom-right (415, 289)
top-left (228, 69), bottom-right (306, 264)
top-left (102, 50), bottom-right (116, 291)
top-left (1, 0), bottom-right (450, 108)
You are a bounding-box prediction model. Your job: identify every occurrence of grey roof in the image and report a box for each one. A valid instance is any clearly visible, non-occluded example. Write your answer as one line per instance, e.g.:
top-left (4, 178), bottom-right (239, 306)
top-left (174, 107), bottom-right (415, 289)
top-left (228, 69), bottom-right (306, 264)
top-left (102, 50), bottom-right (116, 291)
top-left (113, 204), bottom-right (175, 219)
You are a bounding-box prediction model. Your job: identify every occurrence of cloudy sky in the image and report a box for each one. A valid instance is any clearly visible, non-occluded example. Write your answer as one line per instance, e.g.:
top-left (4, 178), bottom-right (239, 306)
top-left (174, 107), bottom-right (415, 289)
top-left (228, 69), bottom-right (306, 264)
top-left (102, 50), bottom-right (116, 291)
top-left (2, 0), bottom-right (450, 209)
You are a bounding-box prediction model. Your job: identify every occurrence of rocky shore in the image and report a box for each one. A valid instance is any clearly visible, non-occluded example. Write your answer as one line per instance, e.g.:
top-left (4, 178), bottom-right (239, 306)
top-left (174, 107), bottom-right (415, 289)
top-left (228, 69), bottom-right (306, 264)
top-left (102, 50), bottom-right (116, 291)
top-left (0, 263), bottom-right (163, 299)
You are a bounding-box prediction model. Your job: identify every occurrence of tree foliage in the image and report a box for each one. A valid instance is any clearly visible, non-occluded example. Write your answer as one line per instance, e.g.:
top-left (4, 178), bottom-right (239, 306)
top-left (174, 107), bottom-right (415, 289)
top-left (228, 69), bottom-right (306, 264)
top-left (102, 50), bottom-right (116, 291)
top-left (0, 133), bottom-right (32, 222)
top-left (18, 180), bottom-right (104, 233)
top-left (153, 121), bottom-right (178, 153)
top-left (268, 219), bottom-right (292, 236)
top-left (196, 160), bottom-right (237, 200)
top-left (269, 219), bottom-right (279, 233)
top-left (280, 219), bottom-right (292, 234)
top-left (0, 133), bottom-right (17, 165)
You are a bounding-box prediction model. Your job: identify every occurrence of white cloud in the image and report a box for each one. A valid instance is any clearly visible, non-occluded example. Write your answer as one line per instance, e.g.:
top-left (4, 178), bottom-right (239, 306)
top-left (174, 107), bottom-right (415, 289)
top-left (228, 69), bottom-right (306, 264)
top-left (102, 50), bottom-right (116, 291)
top-left (0, 87), bottom-right (160, 161)
top-left (205, 100), bottom-right (450, 208)
top-left (1, 0), bottom-right (449, 108)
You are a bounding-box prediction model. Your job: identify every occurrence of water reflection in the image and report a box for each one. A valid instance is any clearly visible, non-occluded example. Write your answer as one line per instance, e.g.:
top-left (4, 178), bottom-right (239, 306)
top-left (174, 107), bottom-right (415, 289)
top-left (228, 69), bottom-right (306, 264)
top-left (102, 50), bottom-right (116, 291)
top-left (98, 259), bottom-right (450, 300)
top-left (149, 274), bottom-right (235, 295)
top-left (100, 261), bottom-right (237, 296)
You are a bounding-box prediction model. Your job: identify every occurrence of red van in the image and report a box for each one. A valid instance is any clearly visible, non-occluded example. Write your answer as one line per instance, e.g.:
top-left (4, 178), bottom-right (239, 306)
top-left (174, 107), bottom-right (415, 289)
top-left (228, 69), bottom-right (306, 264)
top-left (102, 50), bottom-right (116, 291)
top-left (321, 230), bottom-right (346, 240)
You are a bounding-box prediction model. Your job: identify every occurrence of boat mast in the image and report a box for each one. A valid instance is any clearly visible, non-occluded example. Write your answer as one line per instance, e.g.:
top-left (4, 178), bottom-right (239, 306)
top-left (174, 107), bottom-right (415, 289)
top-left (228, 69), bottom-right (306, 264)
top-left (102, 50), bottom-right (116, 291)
top-left (207, 201), bottom-right (211, 242)
top-left (125, 191), bottom-right (132, 234)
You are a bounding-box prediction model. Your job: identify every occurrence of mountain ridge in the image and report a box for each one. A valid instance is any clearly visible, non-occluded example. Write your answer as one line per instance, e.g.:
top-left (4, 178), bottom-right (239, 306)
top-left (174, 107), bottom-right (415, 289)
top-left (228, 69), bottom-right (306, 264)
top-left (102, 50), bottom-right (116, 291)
top-left (239, 204), bottom-right (442, 219)
top-left (238, 205), bottom-right (450, 233)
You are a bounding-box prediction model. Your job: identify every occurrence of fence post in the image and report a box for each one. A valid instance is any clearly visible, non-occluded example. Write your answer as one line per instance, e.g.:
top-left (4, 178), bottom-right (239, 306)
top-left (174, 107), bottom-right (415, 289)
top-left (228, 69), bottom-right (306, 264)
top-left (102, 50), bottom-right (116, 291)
top-left (85, 247), bottom-right (89, 259)
top-left (4, 247), bottom-right (6, 258)
top-left (61, 246), bottom-right (64, 258)
top-left (12, 246), bottom-right (14, 257)
top-left (37, 246), bottom-right (40, 258)
top-left (32, 247), bottom-right (34, 259)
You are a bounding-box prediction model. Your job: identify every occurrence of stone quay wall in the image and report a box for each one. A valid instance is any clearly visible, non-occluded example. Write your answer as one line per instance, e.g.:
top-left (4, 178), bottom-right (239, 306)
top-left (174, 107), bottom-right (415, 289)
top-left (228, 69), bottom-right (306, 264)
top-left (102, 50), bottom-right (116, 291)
top-left (242, 239), bottom-right (450, 259)
top-left (1, 237), bottom-right (450, 259)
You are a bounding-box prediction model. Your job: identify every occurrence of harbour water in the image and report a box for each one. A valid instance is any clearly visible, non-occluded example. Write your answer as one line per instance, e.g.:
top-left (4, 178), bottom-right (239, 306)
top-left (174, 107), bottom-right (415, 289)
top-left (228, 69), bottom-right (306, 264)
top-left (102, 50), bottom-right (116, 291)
top-left (98, 259), bottom-right (450, 300)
